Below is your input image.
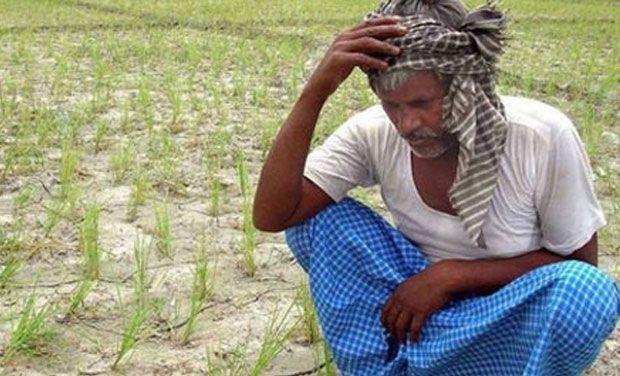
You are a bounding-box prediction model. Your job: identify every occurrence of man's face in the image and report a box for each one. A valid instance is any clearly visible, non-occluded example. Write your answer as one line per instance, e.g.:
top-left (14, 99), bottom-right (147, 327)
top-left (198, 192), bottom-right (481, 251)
top-left (375, 70), bottom-right (455, 159)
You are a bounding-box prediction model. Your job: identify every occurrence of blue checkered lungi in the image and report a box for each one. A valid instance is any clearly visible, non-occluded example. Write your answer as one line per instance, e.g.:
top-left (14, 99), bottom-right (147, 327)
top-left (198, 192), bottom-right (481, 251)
top-left (285, 198), bottom-right (620, 376)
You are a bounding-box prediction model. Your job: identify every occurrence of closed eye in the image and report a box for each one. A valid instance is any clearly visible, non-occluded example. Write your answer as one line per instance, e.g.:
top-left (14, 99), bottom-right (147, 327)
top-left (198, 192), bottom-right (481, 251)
top-left (407, 100), bottom-right (429, 107)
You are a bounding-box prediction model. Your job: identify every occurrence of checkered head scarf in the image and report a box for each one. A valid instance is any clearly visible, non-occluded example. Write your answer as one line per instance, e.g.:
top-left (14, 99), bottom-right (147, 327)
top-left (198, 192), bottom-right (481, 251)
top-left (364, 0), bottom-right (508, 248)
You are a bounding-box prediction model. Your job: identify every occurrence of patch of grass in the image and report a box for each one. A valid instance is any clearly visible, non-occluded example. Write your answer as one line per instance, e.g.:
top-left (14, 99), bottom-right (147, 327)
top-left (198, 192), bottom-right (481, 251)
top-left (150, 128), bottom-right (184, 195)
top-left (209, 169), bottom-right (222, 218)
top-left (93, 118), bottom-right (110, 152)
top-left (164, 68), bottom-right (184, 134)
top-left (154, 201), bottom-right (173, 259)
top-left (0, 222), bottom-right (23, 256)
top-left (250, 301), bottom-right (298, 376)
top-left (66, 279), bottom-right (94, 317)
top-left (58, 138), bottom-right (80, 213)
top-left (136, 77), bottom-right (155, 133)
top-left (318, 340), bottom-right (337, 376)
top-left (12, 183), bottom-right (35, 219)
top-left (132, 235), bottom-right (151, 309)
top-left (295, 280), bottom-right (320, 344)
top-left (109, 141), bottom-right (136, 185)
top-left (0, 253), bottom-right (23, 289)
top-left (41, 198), bottom-right (67, 238)
top-left (79, 203), bottom-right (101, 280)
top-left (235, 149), bottom-right (256, 277)
top-left (119, 98), bottom-right (133, 134)
top-left (203, 126), bottom-right (228, 218)
top-left (204, 345), bottom-right (249, 376)
top-left (126, 165), bottom-right (150, 222)
top-left (111, 236), bottom-right (153, 370)
top-left (111, 300), bottom-right (152, 370)
top-left (1, 283), bottom-right (56, 364)
top-left (0, 0), bottom-right (617, 373)
top-left (180, 239), bottom-right (214, 344)
top-left (59, 140), bottom-right (78, 193)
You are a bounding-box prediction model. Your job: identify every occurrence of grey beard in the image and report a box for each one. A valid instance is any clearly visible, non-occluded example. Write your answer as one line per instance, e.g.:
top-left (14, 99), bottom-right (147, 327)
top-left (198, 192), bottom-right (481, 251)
top-left (409, 138), bottom-right (453, 159)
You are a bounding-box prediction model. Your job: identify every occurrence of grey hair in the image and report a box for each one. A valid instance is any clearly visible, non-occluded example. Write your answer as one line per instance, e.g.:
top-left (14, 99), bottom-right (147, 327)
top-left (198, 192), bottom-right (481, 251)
top-left (368, 1), bottom-right (466, 93)
top-left (379, 0), bottom-right (468, 29)
top-left (370, 68), bottom-right (452, 93)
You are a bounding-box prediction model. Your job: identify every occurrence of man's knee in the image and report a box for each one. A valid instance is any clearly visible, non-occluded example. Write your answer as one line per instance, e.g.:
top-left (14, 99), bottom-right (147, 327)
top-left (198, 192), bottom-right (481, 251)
top-left (284, 198), bottom-right (355, 250)
top-left (314, 197), bottom-right (393, 240)
top-left (284, 197), bottom-right (372, 270)
top-left (314, 197), bottom-right (368, 223)
top-left (550, 261), bottom-right (619, 346)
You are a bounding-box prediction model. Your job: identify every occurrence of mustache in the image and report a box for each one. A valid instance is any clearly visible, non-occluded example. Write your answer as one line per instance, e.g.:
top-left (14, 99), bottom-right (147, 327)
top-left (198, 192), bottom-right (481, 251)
top-left (402, 129), bottom-right (443, 141)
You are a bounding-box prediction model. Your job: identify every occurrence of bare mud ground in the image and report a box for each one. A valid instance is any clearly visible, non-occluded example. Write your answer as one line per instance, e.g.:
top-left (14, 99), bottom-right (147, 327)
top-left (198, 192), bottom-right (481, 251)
top-left (0, 0), bottom-right (619, 375)
top-left (0, 179), bottom-right (618, 375)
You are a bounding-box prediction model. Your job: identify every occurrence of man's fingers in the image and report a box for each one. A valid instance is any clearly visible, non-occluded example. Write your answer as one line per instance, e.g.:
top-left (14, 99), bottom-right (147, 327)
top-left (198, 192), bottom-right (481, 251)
top-left (409, 313), bottom-right (428, 343)
top-left (347, 24), bottom-right (408, 41)
top-left (381, 299), bottom-right (395, 329)
top-left (347, 52), bottom-right (388, 71)
top-left (348, 16), bottom-right (402, 32)
top-left (394, 310), bottom-right (413, 344)
top-left (385, 302), bottom-right (402, 338)
top-left (340, 37), bottom-right (400, 57)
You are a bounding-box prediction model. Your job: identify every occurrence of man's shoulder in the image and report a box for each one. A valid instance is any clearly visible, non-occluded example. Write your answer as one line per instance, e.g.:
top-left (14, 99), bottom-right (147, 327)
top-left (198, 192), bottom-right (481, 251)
top-left (501, 95), bottom-right (576, 146)
top-left (346, 104), bottom-right (390, 128)
top-left (340, 104), bottom-right (399, 142)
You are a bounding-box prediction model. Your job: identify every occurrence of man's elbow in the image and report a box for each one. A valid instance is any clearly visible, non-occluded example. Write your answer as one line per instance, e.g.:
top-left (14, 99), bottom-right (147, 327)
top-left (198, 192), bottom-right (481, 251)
top-left (566, 233), bottom-right (598, 267)
top-left (252, 209), bottom-right (286, 233)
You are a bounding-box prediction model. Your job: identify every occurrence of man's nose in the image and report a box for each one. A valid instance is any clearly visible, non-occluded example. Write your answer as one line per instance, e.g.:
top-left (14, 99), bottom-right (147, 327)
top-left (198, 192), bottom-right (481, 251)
top-left (398, 114), bottom-right (423, 138)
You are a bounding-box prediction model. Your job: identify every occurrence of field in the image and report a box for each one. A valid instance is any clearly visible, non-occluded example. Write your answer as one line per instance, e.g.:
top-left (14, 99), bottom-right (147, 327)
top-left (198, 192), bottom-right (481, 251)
top-left (0, 0), bottom-right (618, 374)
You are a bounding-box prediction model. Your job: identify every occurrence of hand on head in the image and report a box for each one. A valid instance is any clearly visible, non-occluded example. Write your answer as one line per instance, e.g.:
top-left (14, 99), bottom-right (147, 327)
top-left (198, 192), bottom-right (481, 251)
top-left (306, 17), bottom-right (406, 98)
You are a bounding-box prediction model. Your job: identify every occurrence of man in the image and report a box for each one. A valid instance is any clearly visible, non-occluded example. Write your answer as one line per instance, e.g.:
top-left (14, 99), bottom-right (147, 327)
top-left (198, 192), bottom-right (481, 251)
top-left (253, 0), bottom-right (620, 374)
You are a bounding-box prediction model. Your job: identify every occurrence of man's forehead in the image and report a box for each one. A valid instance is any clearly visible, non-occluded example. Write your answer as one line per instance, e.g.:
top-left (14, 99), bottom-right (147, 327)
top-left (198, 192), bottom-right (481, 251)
top-left (375, 70), bottom-right (443, 102)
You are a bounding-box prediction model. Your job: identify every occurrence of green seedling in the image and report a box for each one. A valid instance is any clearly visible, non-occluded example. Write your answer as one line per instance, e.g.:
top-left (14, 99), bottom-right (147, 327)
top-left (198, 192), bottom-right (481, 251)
top-left (180, 240), bottom-right (214, 344)
top-left (133, 235), bottom-right (151, 309)
top-left (109, 141), bottom-right (136, 185)
top-left (235, 149), bottom-right (256, 277)
top-left (250, 301), bottom-right (297, 376)
top-left (203, 144), bottom-right (223, 218)
top-left (318, 340), bottom-right (338, 376)
top-left (111, 236), bottom-right (153, 369)
top-left (205, 344), bottom-right (249, 376)
top-left (42, 199), bottom-right (67, 237)
top-left (164, 70), bottom-right (184, 134)
top-left (93, 119), bottom-right (110, 152)
top-left (1, 282), bottom-right (55, 364)
top-left (127, 165), bottom-right (150, 222)
top-left (0, 222), bottom-right (22, 253)
top-left (209, 170), bottom-right (222, 218)
top-left (66, 279), bottom-right (94, 317)
top-left (203, 123), bottom-right (229, 218)
top-left (0, 254), bottom-right (23, 289)
top-left (295, 280), bottom-right (320, 344)
top-left (59, 138), bottom-right (79, 200)
top-left (260, 119), bottom-right (279, 158)
top-left (119, 98), bottom-right (133, 134)
top-left (111, 300), bottom-right (152, 370)
top-left (137, 78), bottom-right (155, 133)
top-left (154, 202), bottom-right (173, 259)
top-left (79, 203), bottom-right (101, 280)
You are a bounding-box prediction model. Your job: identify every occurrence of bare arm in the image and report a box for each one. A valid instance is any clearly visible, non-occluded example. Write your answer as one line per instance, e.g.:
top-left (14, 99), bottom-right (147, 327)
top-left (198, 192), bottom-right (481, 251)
top-left (382, 233), bottom-right (599, 343)
top-left (442, 232), bottom-right (598, 296)
top-left (252, 87), bottom-right (334, 232)
top-left (253, 17), bottom-right (406, 232)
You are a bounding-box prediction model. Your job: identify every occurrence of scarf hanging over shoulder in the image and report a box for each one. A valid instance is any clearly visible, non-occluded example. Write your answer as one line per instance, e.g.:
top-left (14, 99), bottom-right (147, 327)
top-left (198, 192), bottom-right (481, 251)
top-left (364, 0), bottom-right (508, 248)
